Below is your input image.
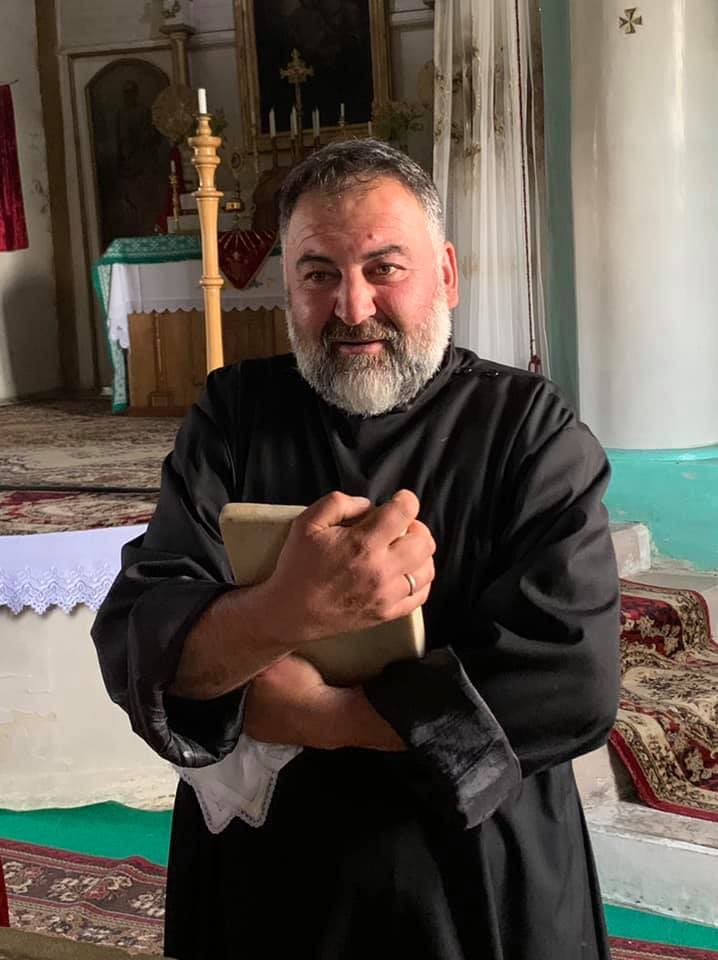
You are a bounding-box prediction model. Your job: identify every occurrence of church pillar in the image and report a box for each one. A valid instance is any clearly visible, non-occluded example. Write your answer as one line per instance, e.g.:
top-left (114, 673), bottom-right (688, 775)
top-left (570, 1), bottom-right (718, 449)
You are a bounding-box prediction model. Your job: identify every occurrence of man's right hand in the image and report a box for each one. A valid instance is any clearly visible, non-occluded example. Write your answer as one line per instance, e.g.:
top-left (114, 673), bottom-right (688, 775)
top-left (256, 489), bottom-right (436, 646)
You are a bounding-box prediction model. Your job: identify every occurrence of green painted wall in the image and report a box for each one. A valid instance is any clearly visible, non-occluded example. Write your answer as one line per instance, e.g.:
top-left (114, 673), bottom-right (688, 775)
top-left (540, 0), bottom-right (578, 410)
top-left (606, 447), bottom-right (718, 571)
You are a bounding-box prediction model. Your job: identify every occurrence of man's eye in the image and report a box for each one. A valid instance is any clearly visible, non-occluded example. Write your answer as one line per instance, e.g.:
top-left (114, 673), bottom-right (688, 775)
top-left (304, 270), bottom-right (335, 283)
top-left (372, 263), bottom-right (398, 278)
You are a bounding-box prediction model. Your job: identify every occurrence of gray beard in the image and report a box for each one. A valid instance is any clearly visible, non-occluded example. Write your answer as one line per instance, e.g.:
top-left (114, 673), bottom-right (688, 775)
top-left (287, 293), bottom-right (452, 417)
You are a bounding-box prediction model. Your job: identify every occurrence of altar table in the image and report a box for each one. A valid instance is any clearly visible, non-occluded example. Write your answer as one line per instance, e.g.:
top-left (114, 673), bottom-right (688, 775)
top-left (92, 235), bottom-right (287, 414)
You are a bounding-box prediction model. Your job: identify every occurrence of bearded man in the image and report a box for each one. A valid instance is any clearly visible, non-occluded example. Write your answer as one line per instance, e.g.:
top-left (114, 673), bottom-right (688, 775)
top-left (92, 140), bottom-right (620, 960)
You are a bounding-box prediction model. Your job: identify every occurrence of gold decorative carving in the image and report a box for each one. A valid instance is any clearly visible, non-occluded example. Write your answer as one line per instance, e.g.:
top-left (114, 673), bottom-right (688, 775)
top-left (151, 84), bottom-right (196, 145)
top-left (233, 0), bottom-right (392, 154)
top-left (619, 8), bottom-right (643, 34)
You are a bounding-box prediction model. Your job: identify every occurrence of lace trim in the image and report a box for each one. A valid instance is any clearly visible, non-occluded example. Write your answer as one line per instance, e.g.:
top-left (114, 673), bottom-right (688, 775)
top-left (0, 563), bottom-right (116, 615)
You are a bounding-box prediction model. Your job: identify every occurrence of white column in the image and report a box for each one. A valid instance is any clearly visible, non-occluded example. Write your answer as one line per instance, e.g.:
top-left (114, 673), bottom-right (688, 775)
top-left (571, 1), bottom-right (718, 449)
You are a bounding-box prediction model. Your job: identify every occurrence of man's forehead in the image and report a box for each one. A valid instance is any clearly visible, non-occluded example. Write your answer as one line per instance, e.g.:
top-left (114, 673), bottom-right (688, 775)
top-left (286, 179), bottom-right (428, 248)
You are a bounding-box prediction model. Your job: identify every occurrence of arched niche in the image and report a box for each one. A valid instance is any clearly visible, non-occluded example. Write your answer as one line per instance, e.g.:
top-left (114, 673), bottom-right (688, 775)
top-left (87, 58), bottom-right (172, 247)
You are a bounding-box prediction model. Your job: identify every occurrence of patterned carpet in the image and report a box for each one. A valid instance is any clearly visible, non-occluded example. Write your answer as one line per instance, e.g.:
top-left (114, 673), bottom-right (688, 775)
top-left (0, 399), bottom-right (177, 533)
top-left (2, 839), bottom-right (715, 959)
top-left (1, 839), bottom-right (164, 955)
top-left (611, 581), bottom-right (718, 821)
top-left (0, 490), bottom-right (157, 534)
top-left (0, 400), bottom-right (178, 490)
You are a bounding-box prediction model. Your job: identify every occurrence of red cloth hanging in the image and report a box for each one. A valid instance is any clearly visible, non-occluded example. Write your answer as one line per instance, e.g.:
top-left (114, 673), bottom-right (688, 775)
top-left (0, 855), bottom-right (9, 926)
top-left (0, 84), bottom-right (29, 253)
top-left (218, 228), bottom-right (277, 289)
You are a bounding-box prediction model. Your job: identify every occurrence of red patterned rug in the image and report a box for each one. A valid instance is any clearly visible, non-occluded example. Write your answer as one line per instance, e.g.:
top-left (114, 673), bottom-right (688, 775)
top-left (610, 580), bottom-right (718, 822)
top-left (2, 838), bottom-right (716, 958)
top-left (0, 490), bottom-right (156, 534)
top-left (1, 839), bottom-right (164, 955)
top-left (612, 944), bottom-right (718, 959)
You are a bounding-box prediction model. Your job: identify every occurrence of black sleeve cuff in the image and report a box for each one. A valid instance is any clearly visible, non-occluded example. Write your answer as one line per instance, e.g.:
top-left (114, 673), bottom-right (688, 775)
top-left (126, 579), bottom-right (245, 766)
top-left (363, 647), bottom-right (521, 830)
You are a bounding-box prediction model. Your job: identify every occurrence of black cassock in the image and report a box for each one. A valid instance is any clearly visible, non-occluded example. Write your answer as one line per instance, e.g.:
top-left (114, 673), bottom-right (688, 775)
top-left (92, 345), bottom-right (620, 960)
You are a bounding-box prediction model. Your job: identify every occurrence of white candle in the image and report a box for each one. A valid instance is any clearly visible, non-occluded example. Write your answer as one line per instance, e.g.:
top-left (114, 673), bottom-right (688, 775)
top-left (339, 102), bottom-right (345, 124)
top-left (170, 159), bottom-right (176, 174)
top-left (269, 107), bottom-right (276, 139)
top-left (367, 120), bottom-right (373, 137)
top-left (312, 108), bottom-right (320, 139)
top-left (197, 87), bottom-right (207, 115)
top-left (290, 106), bottom-right (298, 138)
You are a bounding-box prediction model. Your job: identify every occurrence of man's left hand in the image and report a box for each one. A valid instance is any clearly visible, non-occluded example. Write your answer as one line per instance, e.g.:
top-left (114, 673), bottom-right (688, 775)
top-left (243, 655), bottom-right (406, 752)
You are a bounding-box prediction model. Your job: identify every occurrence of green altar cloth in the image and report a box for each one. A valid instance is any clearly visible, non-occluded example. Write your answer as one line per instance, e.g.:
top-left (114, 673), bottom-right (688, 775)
top-left (91, 236), bottom-right (202, 412)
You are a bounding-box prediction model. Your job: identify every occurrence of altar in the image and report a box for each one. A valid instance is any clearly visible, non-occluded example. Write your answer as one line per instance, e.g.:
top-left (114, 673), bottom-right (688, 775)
top-left (0, 523), bottom-right (177, 811)
top-left (92, 234), bottom-right (289, 415)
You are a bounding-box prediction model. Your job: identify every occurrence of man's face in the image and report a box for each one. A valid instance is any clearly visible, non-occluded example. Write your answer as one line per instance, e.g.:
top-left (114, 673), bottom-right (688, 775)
top-left (283, 176), bottom-right (459, 416)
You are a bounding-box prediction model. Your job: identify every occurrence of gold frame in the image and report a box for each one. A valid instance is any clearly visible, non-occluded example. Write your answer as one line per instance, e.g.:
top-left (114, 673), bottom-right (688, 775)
top-left (233, 0), bottom-right (392, 154)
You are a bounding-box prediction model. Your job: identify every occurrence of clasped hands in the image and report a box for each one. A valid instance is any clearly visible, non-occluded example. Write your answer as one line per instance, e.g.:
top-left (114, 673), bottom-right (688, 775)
top-left (243, 489), bottom-right (435, 752)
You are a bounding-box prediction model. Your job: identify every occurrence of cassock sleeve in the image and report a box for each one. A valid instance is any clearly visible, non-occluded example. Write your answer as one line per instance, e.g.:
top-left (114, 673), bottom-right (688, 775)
top-left (91, 371), bottom-right (244, 767)
top-left (363, 380), bottom-right (621, 830)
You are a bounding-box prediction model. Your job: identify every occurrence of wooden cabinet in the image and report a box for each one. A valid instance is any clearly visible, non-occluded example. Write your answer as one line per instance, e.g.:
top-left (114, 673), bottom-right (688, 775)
top-left (126, 307), bottom-right (290, 415)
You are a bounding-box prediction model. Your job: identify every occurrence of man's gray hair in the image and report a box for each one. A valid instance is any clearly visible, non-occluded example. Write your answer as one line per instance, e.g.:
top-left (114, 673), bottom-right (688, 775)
top-left (277, 139), bottom-right (445, 243)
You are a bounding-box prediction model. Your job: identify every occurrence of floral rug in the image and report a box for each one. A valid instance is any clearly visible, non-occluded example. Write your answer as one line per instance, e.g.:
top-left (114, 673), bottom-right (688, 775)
top-left (0, 490), bottom-right (157, 534)
top-left (610, 580), bottom-right (718, 821)
top-left (1, 839), bottom-right (164, 955)
top-left (2, 838), bottom-right (716, 958)
top-left (0, 400), bottom-right (179, 491)
top-left (611, 943), bottom-right (718, 959)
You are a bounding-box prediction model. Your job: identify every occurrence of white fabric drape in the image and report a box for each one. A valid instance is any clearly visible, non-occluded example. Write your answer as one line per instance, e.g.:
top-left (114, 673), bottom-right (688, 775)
top-left (433, 0), bottom-right (549, 373)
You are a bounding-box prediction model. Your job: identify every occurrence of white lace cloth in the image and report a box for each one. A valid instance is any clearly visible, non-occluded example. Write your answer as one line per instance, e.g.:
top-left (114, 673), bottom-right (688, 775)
top-left (1, 522), bottom-right (293, 829)
top-left (108, 257), bottom-right (286, 349)
top-left (0, 524), bottom-right (147, 615)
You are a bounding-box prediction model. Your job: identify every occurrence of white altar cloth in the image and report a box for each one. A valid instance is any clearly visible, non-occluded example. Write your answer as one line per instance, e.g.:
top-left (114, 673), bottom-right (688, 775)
top-left (108, 256), bottom-right (286, 349)
top-left (0, 522), bottom-right (177, 810)
top-left (0, 524), bottom-right (147, 615)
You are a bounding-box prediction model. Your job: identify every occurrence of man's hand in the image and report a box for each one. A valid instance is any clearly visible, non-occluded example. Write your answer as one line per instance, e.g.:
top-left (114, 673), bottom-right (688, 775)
top-left (254, 489), bottom-right (436, 648)
top-left (243, 655), bottom-right (405, 752)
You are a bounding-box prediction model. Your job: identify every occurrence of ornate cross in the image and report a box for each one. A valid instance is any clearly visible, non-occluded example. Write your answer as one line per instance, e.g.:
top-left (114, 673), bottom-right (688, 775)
top-left (280, 48), bottom-right (314, 136)
top-left (619, 8), bottom-right (643, 34)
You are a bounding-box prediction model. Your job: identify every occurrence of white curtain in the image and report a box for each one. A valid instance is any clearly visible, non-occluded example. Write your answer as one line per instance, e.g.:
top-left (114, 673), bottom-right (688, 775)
top-left (433, 0), bottom-right (549, 373)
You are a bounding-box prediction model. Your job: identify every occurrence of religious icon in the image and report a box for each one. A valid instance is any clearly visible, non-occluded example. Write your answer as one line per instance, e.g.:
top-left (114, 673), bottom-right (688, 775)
top-left (87, 59), bottom-right (172, 247)
top-left (233, 0), bottom-right (391, 152)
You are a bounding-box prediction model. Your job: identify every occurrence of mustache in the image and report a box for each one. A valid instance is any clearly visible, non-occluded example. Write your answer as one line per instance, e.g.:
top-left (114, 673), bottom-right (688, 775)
top-left (322, 319), bottom-right (400, 345)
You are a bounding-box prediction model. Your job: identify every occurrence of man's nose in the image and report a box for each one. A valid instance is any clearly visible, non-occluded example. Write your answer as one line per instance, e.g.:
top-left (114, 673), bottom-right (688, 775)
top-left (333, 273), bottom-right (376, 326)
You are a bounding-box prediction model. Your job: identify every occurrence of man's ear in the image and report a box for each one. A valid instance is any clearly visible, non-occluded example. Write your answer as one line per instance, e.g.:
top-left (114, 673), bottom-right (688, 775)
top-left (441, 241), bottom-right (460, 309)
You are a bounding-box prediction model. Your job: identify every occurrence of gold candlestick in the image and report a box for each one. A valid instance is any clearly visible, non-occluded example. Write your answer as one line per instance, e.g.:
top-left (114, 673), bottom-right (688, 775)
top-left (188, 113), bottom-right (224, 373)
top-left (251, 119), bottom-right (260, 179)
top-left (169, 166), bottom-right (181, 232)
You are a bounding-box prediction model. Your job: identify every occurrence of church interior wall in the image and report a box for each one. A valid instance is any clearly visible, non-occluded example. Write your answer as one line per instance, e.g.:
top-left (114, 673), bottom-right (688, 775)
top-left (48, 0), bottom-right (434, 394)
top-left (0, 0), bottom-right (61, 403)
top-left (537, 0), bottom-right (578, 412)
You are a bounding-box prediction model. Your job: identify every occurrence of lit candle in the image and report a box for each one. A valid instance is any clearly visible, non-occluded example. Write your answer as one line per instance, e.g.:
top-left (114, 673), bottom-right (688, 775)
top-left (339, 102), bottom-right (345, 124)
top-left (312, 108), bottom-right (320, 140)
top-left (197, 87), bottom-right (207, 115)
top-left (290, 106), bottom-right (298, 138)
top-left (269, 107), bottom-right (276, 139)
